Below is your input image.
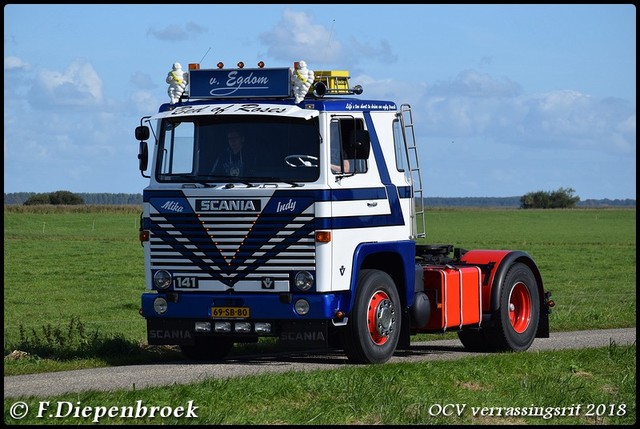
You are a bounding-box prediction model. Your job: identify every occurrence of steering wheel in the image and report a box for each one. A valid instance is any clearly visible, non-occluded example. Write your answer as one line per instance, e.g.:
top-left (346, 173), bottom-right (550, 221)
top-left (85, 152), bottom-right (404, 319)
top-left (285, 154), bottom-right (318, 168)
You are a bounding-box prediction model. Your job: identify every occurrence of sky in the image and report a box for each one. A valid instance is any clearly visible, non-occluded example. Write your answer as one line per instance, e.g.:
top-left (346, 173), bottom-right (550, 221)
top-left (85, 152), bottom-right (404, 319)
top-left (4, 4), bottom-right (636, 200)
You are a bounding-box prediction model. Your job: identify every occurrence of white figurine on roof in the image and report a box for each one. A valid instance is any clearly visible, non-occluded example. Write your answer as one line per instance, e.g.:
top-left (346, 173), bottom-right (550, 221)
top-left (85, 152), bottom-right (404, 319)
top-left (166, 62), bottom-right (189, 104)
top-left (290, 60), bottom-right (314, 104)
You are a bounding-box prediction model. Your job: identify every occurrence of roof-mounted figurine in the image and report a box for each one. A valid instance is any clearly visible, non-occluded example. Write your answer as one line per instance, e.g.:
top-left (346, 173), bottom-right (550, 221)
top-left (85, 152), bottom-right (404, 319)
top-left (290, 60), bottom-right (314, 103)
top-left (166, 62), bottom-right (189, 104)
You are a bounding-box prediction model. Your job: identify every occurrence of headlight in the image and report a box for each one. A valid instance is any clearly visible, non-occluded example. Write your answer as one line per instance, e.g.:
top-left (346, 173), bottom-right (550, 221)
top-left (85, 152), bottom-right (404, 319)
top-left (153, 270), bottom-right (172, 289)
top-left (153, 297), bottom-right (168, 314)
top-left (294, 271), bottom-right (314, 291)
top-left (294, 299), bottom-right (310, 315)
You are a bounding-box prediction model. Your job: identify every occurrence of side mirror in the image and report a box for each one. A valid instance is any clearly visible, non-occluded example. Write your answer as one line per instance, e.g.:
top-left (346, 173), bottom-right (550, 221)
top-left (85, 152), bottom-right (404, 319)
top-left (138, 141), bottom-right (149, 177)
top-left (135, 125), bottom-right (150, 141)
top-left (136, 125), bottom-right (150, 178)
top-left (344, 129), bottom-right (370, 160)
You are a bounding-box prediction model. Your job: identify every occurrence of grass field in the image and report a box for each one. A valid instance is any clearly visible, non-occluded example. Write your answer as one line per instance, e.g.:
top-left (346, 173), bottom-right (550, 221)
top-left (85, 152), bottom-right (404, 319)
top-left (422, 208), bottom-right (636, 331)
top-left (3, 206), bottom-right (636, 425)
top-left (3, 206), bottom-right (636, 368)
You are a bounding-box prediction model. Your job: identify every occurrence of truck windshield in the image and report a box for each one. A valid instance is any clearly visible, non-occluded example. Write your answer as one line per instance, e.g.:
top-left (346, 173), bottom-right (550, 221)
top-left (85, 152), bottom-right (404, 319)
top-left (156, 115), bottom-right (321, 183)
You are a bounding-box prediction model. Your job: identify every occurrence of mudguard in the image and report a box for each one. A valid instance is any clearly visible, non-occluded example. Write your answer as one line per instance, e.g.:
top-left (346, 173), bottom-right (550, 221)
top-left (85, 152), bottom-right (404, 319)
top-left (459, 249), bottom-right (549, 338)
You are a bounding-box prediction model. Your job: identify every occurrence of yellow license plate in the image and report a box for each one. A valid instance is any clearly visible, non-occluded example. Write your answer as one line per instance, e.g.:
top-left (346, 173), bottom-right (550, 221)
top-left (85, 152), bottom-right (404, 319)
top-left (211, 307), bottom-right (250, 319)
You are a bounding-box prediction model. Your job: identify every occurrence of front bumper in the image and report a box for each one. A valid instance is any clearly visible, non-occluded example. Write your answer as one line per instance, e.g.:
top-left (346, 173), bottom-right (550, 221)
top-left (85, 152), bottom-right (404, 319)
top-left (141, 291), bottom-right (350, 320)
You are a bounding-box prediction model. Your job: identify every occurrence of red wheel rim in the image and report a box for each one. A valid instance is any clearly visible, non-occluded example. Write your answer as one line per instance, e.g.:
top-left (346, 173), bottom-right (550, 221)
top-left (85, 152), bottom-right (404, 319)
top-left (508, 282), bottom-right (531, 333)
top-left (366, 290), bottom-right (394, 345)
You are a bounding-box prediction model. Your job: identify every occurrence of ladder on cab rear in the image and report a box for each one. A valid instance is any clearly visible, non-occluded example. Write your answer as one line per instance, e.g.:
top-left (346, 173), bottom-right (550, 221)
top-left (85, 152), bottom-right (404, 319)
top-left (400, 104), bottom-right (426, 240)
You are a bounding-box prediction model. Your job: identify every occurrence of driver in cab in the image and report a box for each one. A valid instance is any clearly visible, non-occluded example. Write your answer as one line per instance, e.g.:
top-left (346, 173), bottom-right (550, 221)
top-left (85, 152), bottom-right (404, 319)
top-left (210, 129), bottom-right (256, 177)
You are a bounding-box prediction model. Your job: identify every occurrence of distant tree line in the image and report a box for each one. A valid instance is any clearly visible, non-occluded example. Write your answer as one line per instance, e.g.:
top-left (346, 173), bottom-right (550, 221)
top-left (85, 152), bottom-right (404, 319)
top-left (578, 198), bottom-right (636, 207)
top-left (79, 193), bottom-right (143, 205)
top-left (4, 192), bottom-right (143, 206)
top-left (520, 187), bottom-right (581, 209)
top-left (3, 191), bottom-right (635, 208)
top-left (425, 196), bottom-right (522, 207)
top-left (23, 190), bottom-right (84, 205)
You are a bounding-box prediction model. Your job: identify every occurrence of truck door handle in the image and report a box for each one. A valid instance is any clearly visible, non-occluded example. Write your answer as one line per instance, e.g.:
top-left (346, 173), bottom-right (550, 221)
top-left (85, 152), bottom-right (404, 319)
top-left (367, 202), bottom-right (378, 207)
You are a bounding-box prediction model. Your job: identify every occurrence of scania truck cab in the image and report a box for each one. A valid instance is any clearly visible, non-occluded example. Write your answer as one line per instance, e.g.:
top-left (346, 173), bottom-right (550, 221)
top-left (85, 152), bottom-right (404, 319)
top-left (135, 59), bottom-right (552, 364)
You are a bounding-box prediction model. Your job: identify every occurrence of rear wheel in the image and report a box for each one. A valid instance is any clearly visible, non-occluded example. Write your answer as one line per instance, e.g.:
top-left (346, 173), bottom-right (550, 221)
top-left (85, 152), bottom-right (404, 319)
top-left (457, 328), bottom-right (492, 352)
top-left (458, 262), bottom-right (539, 352)
top-left (495, 262), bottom-right (539, 350)
top-left (340, 269), bottom-right (401, 364)
top-left (179, 338), bottom-right (234, 361)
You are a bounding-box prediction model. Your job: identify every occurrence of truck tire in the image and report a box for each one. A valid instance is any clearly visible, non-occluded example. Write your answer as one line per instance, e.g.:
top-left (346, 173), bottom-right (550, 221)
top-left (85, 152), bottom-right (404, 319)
top-left (457, 328), bottom-right (491, 352)
top-left (459, 262), bottom-right (539, 352)
top-left (340, 269), bottom-right (401, 364)
top-left (179, 338), bottom-right (233, 361)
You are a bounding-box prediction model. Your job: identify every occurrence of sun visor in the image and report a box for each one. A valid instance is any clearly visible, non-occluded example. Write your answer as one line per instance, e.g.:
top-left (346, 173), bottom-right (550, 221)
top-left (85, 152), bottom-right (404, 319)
top-left (151, 103), bottom-right (319, 120)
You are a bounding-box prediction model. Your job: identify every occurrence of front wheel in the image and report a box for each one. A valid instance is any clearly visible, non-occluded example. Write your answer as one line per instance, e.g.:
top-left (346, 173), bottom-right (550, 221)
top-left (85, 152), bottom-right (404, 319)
top-left (340, 269), bottom-right (401, 364)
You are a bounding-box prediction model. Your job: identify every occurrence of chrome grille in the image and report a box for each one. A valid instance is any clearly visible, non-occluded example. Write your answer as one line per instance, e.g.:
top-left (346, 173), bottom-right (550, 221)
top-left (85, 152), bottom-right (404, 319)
top-left (148, 208), bottom-right (316, 285)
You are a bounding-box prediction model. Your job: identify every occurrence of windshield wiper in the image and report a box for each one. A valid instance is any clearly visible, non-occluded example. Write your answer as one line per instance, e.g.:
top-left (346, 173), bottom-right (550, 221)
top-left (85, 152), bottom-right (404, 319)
top-left (163, 174), bottom-right (216, 187)
top-left (248, 176), bottom-right (303, 187)
top-left (210, 176), bottom-right (256, 187)
top-left (164, 174), bottom-right (301, 188)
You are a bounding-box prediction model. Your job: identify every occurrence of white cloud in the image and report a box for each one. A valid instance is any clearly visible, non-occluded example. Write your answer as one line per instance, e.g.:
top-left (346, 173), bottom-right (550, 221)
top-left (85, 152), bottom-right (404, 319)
top-left (130, 72), bottom-right (157, 90)
top-left (428, 69), bottom-right (522, 98)
top-left (131, 90), bottom-right (163, 115)
top-left (28, 59), bottom-right (103, 109)
top-left (259, 8), bottom-right (399, 69)
top-left (519, 91), bottom-right (635, 152)
top-left (4, 55), bottom-right (33, 98)
top-left (347, 37), bottom-right (398, 64)
top-left (147, 21), bottom-right (207, 41)
top-left (352, 74), bottom-right (425, 105)
top-left (406, 70), bottom-right (635, 156)
top-left (4, 56), bottom-right (30, 71)
top-left (260, 9), bottom-right (342, 64)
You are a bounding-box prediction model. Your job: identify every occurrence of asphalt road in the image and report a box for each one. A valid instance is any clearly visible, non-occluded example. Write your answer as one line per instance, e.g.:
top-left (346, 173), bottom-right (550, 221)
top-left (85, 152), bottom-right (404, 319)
top-left (4, 328), bottom-right (635, 399)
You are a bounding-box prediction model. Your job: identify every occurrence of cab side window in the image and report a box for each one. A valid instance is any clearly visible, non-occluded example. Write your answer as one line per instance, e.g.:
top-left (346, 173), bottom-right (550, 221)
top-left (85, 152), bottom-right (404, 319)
top-left (393, 119), bottom-right (409, 173)
top-left (330, 118), bottom-right (368, 175)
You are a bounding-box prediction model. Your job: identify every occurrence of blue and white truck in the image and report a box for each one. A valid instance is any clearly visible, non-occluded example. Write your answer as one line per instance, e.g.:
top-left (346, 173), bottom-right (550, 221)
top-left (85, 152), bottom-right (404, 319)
top-left (135, 59), bottom-right (553, 364)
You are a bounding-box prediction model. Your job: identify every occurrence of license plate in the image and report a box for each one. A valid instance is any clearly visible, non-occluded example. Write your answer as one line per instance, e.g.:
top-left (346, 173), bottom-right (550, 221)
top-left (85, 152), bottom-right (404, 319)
top-left (211, 307), bottom-right (250, 319)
